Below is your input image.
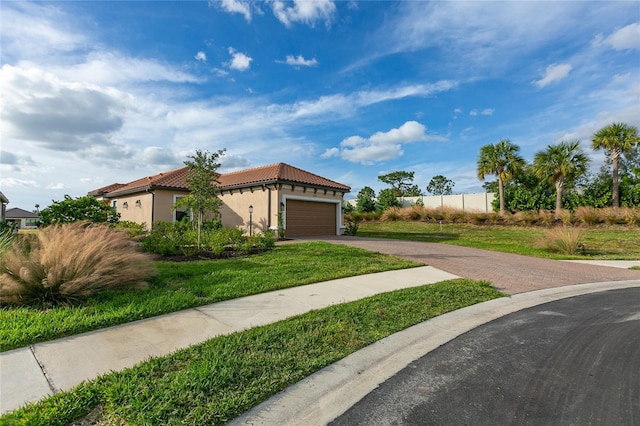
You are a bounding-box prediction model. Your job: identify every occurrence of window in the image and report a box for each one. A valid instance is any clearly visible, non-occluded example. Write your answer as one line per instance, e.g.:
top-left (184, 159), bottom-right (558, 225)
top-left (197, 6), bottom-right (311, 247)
top-left (112, 200), bottom-right (117, 213)
top-left (174, 195), bottom-right (190, 222)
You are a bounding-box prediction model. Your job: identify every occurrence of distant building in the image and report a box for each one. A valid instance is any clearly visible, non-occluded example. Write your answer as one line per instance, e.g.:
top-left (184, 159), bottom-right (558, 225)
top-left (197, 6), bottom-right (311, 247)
top-left (0, 192), bottom-right (8, 221)
top-left (5, 208), bottom-right (41, 229)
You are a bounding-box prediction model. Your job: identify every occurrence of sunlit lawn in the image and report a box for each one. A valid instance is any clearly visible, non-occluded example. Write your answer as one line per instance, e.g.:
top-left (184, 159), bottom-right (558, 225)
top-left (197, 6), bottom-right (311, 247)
top-left (356, 221), bottom-right (640, 260)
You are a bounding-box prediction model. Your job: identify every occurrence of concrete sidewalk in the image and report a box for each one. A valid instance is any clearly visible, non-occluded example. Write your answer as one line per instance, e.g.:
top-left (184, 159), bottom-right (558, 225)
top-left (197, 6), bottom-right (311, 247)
top-left (1, 266), bottom-right (458, 414)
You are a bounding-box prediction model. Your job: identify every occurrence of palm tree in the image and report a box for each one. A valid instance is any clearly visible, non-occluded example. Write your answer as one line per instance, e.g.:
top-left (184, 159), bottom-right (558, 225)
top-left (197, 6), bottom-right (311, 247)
top-left (533, 140), bottom-right (589, 217)
top-left (592, 123), bottom-right (640, 208)
top-left (477, 139), bottom-right (525, 215)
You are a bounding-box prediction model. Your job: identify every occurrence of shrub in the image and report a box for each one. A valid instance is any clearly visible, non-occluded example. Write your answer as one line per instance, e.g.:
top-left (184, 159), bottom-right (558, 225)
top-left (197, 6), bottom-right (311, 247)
top-left (343, 217), bottom-right (361, 236)
top-left (513, 211), bottom-right (539, 226)
top-left (405, 205), bottom-right (425, 221)
top-left (535, 226), bottom-right (584, 255)
top-left (575, 207), bottom-right (601, 226)
top-left (381, 207), bottom-right (402, 221)
top-left (621, 207), bottom-right (640, 226)
top-left (601, 208), bottom-right (625, 225)
top-left (113, 221), bottom-right (147, 238)
top-left (0, 227), bottom-right (15, 257)
top-left (0, 223), bottom-right (156, 306)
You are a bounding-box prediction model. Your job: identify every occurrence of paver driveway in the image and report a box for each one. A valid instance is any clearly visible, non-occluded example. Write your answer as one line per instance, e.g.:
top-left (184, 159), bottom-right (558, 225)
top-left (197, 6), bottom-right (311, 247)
top-left (308, 236), bottom-right (640, 294)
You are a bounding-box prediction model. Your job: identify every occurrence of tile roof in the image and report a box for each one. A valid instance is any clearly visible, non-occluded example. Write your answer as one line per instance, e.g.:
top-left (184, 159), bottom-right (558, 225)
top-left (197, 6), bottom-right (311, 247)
top-left (218, 163), bottom-right (351, 191)
top-left (93, 163), bottom-right (350, 198)
top-left (87, 183), bottom-right (127, 197)
top-left (106, 167), bottom-right (191, 197)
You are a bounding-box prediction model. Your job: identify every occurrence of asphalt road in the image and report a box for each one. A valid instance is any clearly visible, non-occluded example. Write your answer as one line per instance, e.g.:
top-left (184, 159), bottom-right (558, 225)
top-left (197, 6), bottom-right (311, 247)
top-left (330, 288), bottom-right (640, 425)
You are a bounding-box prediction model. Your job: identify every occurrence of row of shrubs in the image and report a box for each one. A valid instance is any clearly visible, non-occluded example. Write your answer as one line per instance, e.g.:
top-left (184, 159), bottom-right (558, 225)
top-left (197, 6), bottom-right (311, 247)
top-left (139, 220), bottom-right (276, 257)
top-left (0, 220), bottom-right (277, 307)
top-left (346, 206), bottom-right (640, 226)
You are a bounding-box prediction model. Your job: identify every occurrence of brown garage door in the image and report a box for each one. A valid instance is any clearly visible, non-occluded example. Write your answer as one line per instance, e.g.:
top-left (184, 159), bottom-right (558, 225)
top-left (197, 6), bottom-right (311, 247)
top-left (286, 200), bottom-right (337, 236)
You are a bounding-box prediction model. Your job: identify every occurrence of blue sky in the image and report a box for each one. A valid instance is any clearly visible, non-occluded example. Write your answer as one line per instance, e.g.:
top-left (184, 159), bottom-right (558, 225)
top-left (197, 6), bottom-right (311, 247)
top-left (1, 1), bottom-right (639, 210)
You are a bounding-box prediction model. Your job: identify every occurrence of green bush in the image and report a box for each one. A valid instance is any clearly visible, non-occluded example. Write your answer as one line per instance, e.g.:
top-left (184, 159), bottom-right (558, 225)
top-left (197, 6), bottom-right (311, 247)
top-left (343, 217), bottom-right (361, 236)
top-left (0, 222), bottom-right (156, 307)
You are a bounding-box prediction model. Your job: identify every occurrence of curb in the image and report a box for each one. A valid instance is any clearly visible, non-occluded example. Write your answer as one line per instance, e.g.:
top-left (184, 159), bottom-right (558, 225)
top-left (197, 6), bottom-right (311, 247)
top-left (228, 279), bottom-right (640, 426)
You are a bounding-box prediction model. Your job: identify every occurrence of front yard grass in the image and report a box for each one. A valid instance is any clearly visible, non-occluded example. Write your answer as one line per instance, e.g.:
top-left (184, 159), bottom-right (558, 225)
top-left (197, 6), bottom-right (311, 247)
top-left (2, 279), bottom-right (504, 425)
top-left (1, 241), bottom-right (419, 352)
top-left (356, 222), bottom-right (640, 260)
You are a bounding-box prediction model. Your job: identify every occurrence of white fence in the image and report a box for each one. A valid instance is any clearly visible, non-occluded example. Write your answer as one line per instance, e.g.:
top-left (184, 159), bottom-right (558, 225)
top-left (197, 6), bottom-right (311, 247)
top-left (346, 193), bottom-right (496, 213)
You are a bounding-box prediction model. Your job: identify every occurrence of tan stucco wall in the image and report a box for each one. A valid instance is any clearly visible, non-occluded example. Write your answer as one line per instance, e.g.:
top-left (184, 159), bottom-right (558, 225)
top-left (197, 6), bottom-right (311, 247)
top-left (219, 186), bottom-right (274, 233)
top-left (220, 184), bottom-right (346, 234)
top-left (115, 193), bottom-right (154, 227)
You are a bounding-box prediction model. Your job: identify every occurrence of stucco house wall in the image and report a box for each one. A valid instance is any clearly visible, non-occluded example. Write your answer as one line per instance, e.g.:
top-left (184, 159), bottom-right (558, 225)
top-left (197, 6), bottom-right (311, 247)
top-left (89, 163), bottom-right (350, 236)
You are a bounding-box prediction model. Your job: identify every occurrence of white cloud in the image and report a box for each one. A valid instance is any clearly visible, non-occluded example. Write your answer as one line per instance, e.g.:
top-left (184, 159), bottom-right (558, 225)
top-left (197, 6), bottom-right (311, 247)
top-left (471, 108), bottom-right (494, 116)
top-left (195, 51), bottom-right (207, 62)
top-left (326, 121), bottom-right (436, 165)
top-left (46, 182), bottom-right (65, 190)
top-left (1, 2), bottom-right (88, 60)
top-left (593, 22), bottom-right (640, 50)
top-left (227, 47), bottom-right (253, 71)
top-left (0, 177), bottom-right (38, 188)
top-left (214, 0), bottom-right (252, 22)
top-left (0, 65), bottom-right (134, 152)
top-left (282, 55), bottom-right (319, 67)
top-left (271, 0), bottom-right (336, 28)
top-left (321, 147), bottom-right (340, 159)
top-left (49, 51), bottom-right (202, 86)
top-left (534, 63), bottom-right (572, 88)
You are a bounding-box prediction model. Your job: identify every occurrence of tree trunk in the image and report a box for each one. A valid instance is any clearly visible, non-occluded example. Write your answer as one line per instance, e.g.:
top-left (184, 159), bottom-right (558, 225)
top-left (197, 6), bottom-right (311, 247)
top-left (498, 176), bottom-right (505, 216)
top-left (612, 148), bottom-right (620, 208)
top-left (555, 176), bottom-right (564, 218)
top-left (197, 210), bottom-right (202, 249)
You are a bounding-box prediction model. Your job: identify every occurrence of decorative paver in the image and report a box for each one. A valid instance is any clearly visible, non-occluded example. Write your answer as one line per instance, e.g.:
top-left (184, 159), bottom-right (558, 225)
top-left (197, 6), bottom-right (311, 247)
top-left (310, 236), bottom-right (640, 294)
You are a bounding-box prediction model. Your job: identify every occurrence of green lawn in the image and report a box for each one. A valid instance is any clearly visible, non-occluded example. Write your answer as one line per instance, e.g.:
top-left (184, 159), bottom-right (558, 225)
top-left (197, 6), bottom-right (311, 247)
top-left (356, 221), bottom-right (640, 259)
top-left (0, 241), bottom-right (419, 352)
top-left (2, 279), bottom-right (504, 425)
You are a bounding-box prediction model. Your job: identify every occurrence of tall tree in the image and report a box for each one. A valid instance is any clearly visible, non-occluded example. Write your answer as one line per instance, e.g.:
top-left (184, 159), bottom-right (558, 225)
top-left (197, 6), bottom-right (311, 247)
top-left (533, 140), bottom-right (589, 217)
top-left (477, 139), bottom-right (525, 215)
top-left (592, 123), bottom-right (640, 208)
top-left (426, 175), bottom-right (455, 195)
top-left (176, 149), bottom-right (225, 248)
top-left (378, 171), bottom-right (416, 197)
top-left (376, 188), bottom-right (402, 211)
top-left (356, 186), bottom-right (376, 213)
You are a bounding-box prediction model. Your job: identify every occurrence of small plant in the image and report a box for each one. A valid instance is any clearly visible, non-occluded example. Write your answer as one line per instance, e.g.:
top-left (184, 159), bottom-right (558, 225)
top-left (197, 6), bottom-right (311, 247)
top-left (0, 227), bottom-right (15, 257)
top-left (112, 221), bottom-right (147, 238)
top-left (535, 226), bottom-right (584, 255)
top-left (343, 217), bottom-right (361, 236)
top-left (601, 207), bottom-right (625, 225)
top-left (575, 207), bottom-right (601, 226)
top-left (381, 207), bottom-right (402, 221)
top-left (0, 222), bottom-right (156, 306)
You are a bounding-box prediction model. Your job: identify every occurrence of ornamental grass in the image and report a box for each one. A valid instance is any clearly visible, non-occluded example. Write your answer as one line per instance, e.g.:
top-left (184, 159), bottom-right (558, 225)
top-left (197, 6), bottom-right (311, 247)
top-left (0, 222), bottom-right (156, 307)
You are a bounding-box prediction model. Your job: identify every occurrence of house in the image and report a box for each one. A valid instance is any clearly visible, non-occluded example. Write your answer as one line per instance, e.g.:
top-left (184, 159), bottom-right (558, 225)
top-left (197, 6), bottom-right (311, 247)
top-left (88, 163), bottom-right (351, 237)
top-left (0, 192), bottom-right (8, 221)
top-left (5, 207), bottom-right (41, 229)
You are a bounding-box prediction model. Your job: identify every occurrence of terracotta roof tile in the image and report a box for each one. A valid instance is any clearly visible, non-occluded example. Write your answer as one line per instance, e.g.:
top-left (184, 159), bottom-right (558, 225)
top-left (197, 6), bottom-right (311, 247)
top-left (93, 163), bottom-right (350, 197)
top-left (218, 163), bottom-right (350, 191)
top-left (107, 167), bottom-right (190, 196)
top-left (87, 183), bottom-right (127, 196)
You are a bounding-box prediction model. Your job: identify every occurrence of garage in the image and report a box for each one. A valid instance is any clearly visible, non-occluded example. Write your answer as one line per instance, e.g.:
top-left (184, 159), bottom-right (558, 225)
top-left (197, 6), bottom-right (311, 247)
top-left (285, 200), bottom-right (337, 237)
